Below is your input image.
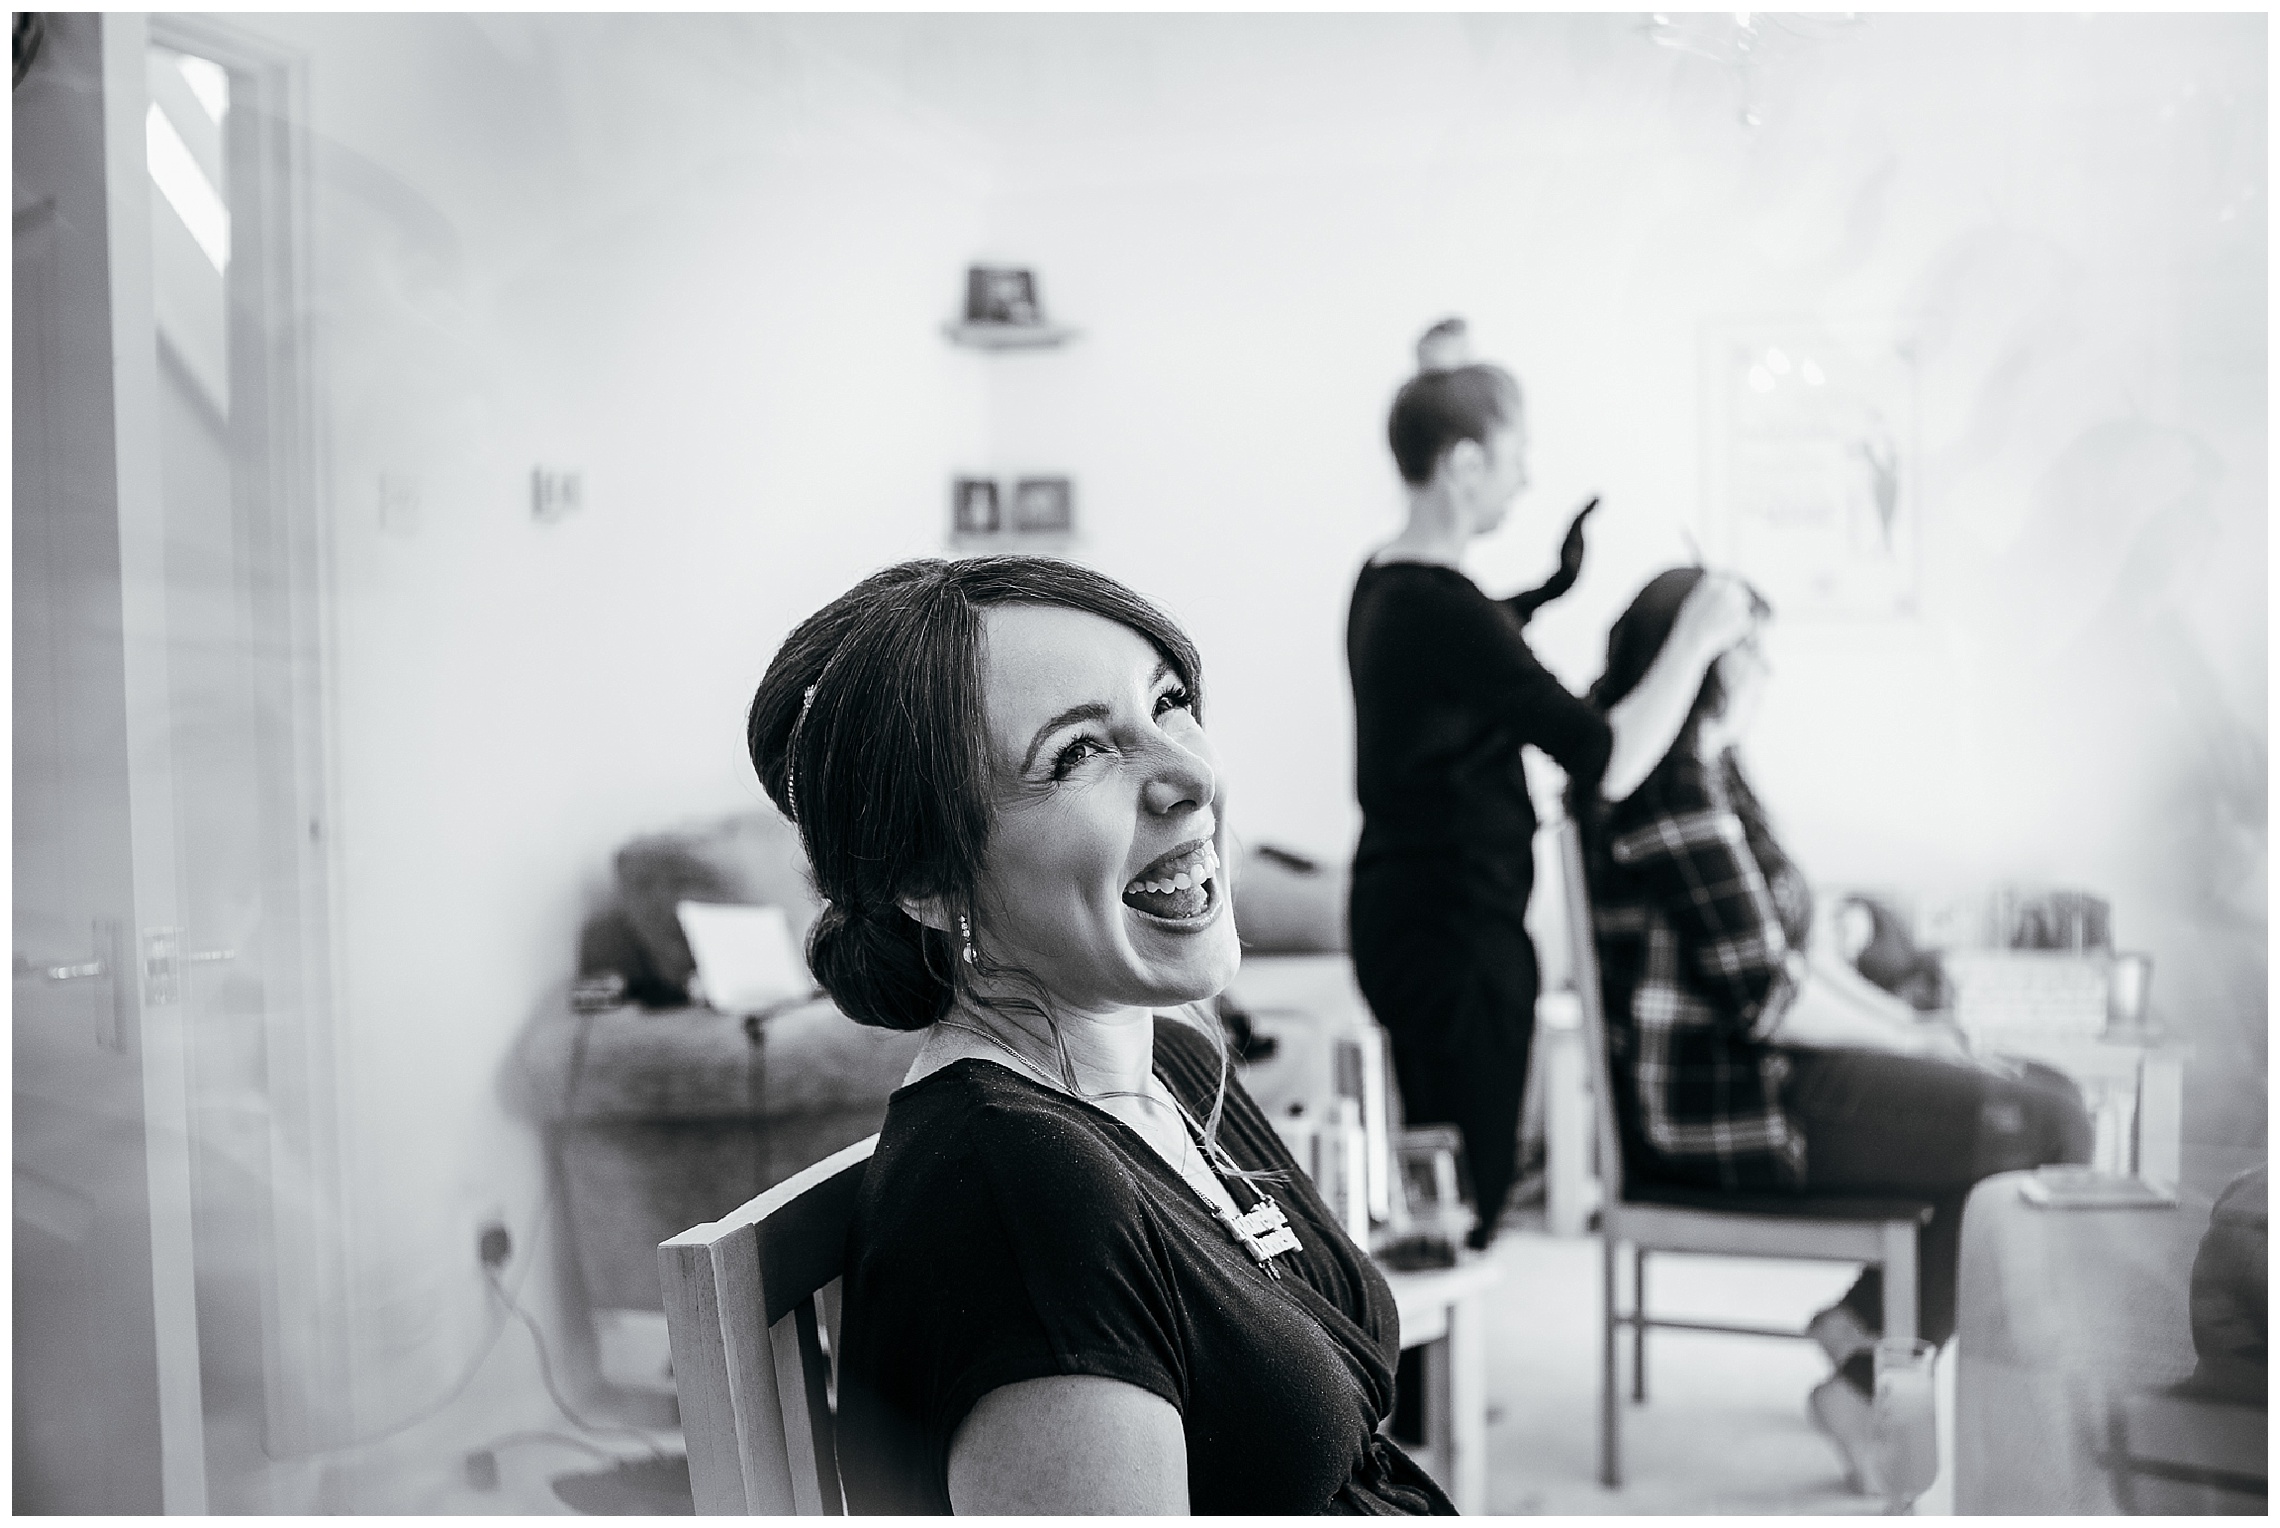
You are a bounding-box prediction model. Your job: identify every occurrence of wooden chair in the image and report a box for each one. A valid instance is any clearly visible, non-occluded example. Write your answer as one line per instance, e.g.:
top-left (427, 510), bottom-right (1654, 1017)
top-left (1544, 810), bottom-right (1933, 1491)
top-left (660, 1134), bottom-right (876, 1514)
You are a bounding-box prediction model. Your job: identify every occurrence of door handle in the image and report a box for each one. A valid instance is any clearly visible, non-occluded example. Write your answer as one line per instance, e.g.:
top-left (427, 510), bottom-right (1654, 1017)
top-left (14, 920), bottom-right (133, 1050)
top-left (140, 930), bottom-right (236, 1006)
top-left (12, 954), bottom-right (106, 983)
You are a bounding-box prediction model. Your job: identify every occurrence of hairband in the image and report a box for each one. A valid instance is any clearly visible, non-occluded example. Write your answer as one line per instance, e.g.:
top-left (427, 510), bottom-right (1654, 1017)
top-left (785, 683), bottom-right (818, 827)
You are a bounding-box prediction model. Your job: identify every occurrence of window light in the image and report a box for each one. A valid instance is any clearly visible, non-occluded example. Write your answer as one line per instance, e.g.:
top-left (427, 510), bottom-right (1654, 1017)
top-left (146, 100), bottom-right (229, 271)
top-left (174, 52), bottom-right (228, 124)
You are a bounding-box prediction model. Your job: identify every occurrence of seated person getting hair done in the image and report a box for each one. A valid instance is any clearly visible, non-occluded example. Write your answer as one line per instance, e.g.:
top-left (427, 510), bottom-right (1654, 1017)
top-left (1348, 347), bottom-right (1759, 1250)
top-left (1574, 567), bottom-right (2094, 1488)
top-left (747, 557), bottom-right (1454, 1515)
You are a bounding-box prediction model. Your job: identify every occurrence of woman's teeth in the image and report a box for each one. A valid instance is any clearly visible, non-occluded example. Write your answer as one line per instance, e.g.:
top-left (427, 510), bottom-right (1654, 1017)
top-left (1122, 843), bottom-right (1221, 920)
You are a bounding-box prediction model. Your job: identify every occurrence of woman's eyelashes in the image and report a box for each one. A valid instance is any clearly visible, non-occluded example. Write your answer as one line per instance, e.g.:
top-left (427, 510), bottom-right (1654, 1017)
top-left (1049, 735), bottom-right (1107, 780)
top-left (1045, 687), bottom-right (1198, 782)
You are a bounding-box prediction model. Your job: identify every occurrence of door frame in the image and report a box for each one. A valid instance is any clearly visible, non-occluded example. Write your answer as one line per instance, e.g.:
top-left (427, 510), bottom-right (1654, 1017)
top-left (144, 12), bottom-right (357, 1483)
top-left (94, 10), bottom-right (352, 1504)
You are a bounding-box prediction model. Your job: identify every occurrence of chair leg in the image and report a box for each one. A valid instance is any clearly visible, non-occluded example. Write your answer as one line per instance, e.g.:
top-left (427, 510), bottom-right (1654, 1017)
top-left (1631, 1246), bottom-right (1648, 1403)
top-left (1880, 1221), bottom-right (1919, 1347)
top-left (1600, 1233), bottom-right (1621, 1489)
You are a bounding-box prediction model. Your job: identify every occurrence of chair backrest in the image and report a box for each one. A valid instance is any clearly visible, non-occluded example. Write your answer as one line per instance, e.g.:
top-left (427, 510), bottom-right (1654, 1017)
top-left (660, 1133), bottom-right (876, 1515)
top-left (1546, 809), bottom-right (1633, 1204)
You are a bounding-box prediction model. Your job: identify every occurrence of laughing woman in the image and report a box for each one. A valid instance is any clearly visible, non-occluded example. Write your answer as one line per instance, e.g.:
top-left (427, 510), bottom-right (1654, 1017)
top-left (746, 557), bottom-right (1453, 1515)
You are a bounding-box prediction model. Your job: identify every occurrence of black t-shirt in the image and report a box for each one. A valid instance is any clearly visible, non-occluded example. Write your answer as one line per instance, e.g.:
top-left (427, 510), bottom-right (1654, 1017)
top-left (1348, 560), bottom-right (1612, 884)
top-left (834, 1016), bottom-right (1455, 1515)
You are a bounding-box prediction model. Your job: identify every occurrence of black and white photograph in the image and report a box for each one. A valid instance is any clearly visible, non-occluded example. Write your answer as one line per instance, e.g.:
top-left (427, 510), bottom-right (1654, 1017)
top-left (1010, 474), bottom-right (1075, 535)
top-left (950, 475), bottom-right (1000, 537)
top-left (13, 10), bottom-right (2265, 1519)
top-left (964, 263), bottom-right (1041, 326)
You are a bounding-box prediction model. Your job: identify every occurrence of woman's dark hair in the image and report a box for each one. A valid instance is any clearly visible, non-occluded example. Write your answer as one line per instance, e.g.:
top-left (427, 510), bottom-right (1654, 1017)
top-left (1386, 363), bottom-right (1520, 487)
top-left (1580, 567), bottom-right (1773, 797)
top-left (747, 556), bottom-right (1204, 1033)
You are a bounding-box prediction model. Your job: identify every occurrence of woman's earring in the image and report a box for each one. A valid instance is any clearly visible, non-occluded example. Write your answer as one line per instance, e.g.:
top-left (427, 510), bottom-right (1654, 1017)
top-left (959, 914), bottom-right (976, 965)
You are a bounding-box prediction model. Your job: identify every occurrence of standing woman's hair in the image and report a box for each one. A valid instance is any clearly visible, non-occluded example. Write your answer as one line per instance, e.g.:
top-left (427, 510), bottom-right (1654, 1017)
top-left (747, 556), bottom-right (1204, 1034)
top-left (1385, 363), bottom-right (1521, 486)
top-left (1414, 315), bottom-right (1472, 372)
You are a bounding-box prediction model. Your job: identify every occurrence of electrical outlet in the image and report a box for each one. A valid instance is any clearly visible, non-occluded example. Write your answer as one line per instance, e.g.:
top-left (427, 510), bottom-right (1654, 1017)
top-left (477, 1218), bottom-right (512, 1272)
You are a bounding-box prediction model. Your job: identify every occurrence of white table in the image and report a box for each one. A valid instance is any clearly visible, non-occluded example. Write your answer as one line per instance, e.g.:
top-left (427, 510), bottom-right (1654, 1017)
top-left (1968, 1031), bottom-right (2187, 1184)
top-left (1383, 1258), bottom-right (1503, 1513)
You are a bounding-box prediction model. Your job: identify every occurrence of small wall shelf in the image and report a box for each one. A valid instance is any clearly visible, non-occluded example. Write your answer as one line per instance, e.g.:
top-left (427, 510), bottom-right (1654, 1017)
top-left (943, 321), bottom-right (1081, 351)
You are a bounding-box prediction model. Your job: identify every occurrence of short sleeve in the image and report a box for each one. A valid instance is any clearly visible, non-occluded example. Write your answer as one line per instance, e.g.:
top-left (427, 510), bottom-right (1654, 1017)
top-left (915, 1106), bottom-right (1190, 1457)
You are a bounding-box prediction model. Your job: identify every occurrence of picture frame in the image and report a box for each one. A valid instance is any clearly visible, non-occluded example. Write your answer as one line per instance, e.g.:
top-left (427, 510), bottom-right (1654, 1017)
top-left (1701, 318), bottom-right (1921, 620)
top-left (1010, 475), bottom-right (1074, 535)
top-left (951, 476), bottom-right (1000, 538)
top-left (964, 264), bottom-right (1042, 327)
top-left (1391, 1123), bottom-right (1472, 1232)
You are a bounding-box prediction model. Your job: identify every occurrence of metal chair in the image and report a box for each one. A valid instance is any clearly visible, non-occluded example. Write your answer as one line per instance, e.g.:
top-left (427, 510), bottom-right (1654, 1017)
top-left (660, 1133), bottom-right (875, 1514)
top-left (1544, 809), bottom-right (1933, 1490)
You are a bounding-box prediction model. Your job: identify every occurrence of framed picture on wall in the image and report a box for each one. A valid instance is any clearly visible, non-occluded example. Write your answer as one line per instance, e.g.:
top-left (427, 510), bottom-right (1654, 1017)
top-left (1010, 476), bottom-right (1075, 535)
top-left (1702, 320), bottom-right (1921, 620)
top-left (951, 477), bottom-right (1000, 538)
top-left (964, 265), bottom-right (1041, 327)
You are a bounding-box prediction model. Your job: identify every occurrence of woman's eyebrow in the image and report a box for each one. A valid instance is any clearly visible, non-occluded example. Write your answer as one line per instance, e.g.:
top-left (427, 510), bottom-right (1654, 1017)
top-left (1015, 660), bottom-right (1177, 774)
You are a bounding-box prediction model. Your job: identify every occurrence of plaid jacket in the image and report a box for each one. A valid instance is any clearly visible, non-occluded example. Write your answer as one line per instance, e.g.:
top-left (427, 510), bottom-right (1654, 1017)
top-left (1585, 751), bottom-right (1810, 1190)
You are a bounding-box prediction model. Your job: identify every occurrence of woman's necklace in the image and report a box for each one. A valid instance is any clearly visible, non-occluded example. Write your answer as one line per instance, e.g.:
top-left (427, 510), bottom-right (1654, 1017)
top-left (1155, 1072), bottom-right (1304, 1278)
top-left (929, 1013), bottom-right (1301, 1277)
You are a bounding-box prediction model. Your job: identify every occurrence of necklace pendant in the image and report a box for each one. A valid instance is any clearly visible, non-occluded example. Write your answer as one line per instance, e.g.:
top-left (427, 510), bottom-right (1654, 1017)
top-left (1227, 1195), bottom-right (1303, 1268)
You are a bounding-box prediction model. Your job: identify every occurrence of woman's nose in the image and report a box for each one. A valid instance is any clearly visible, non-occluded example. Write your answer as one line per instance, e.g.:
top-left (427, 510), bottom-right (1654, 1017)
top-left (1140, 739), bottom-right (1215, 817)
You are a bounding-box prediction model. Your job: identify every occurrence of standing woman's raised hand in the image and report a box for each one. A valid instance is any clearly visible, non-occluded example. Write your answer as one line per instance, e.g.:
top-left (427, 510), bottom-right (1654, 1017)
top-left (1668, 571), bottom-right (1764, 664)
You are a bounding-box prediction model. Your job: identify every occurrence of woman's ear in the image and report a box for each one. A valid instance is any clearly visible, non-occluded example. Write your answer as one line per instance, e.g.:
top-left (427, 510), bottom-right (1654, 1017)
top-left (1439, 435), bottom-right (1487, 489)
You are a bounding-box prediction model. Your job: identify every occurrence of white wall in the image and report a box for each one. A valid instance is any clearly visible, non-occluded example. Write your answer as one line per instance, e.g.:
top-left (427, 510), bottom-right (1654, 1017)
top-left (950, 13), bottom-right (2264, 1138)
top-left (237, 13), bottom-right (994, 1505)
top-left (221, 10), bottom-right (2262, 1505)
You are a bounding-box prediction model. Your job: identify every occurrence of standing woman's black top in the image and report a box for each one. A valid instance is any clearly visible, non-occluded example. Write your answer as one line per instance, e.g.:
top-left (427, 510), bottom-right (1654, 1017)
top-left (1346, 562), bottom-right (1613, 1051)
top-left (834, 1016), bottom-right (1454, 1515)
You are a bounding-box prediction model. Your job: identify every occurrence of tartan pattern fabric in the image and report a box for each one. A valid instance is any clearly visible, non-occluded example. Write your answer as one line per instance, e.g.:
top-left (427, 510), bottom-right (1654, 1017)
top-left (1587, 751), bottom-right (1809, 1189)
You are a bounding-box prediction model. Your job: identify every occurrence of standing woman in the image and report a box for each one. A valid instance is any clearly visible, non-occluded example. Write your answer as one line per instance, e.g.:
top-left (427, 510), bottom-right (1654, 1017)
top-left (1346, 357), bottom-right (1755, 1248)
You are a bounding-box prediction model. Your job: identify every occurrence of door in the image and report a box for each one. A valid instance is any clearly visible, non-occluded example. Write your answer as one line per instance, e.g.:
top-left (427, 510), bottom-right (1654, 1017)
top-left (14, 13), bottom-right (345, 1512)
top-left (15, 12), bottom-right (200, 1511)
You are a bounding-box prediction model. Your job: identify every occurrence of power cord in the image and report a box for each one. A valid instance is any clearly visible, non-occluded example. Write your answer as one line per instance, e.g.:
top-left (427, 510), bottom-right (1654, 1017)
top-left (471, 1430), bottom-right (623, 1468)
top-left (257, 1194), bottom-right (544, 1463)
top-left (484, 1264), bottom-right (671, 1461)
top-left (258, 1004), bottom-right (655, 1465)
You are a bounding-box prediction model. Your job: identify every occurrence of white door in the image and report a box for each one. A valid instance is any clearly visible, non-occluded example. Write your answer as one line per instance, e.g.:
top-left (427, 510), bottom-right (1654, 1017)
top-left (14, 13), bottom-right (345, 1512)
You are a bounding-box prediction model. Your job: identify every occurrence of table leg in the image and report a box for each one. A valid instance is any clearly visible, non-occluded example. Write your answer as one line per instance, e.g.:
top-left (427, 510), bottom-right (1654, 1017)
top-left (2135, 1054), bottom-right (2184, 1188)
top-left (1418, 1331), bottom-right (1452, 1502)
top-left (1431, 1295), bottom-right (1486, 1523)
